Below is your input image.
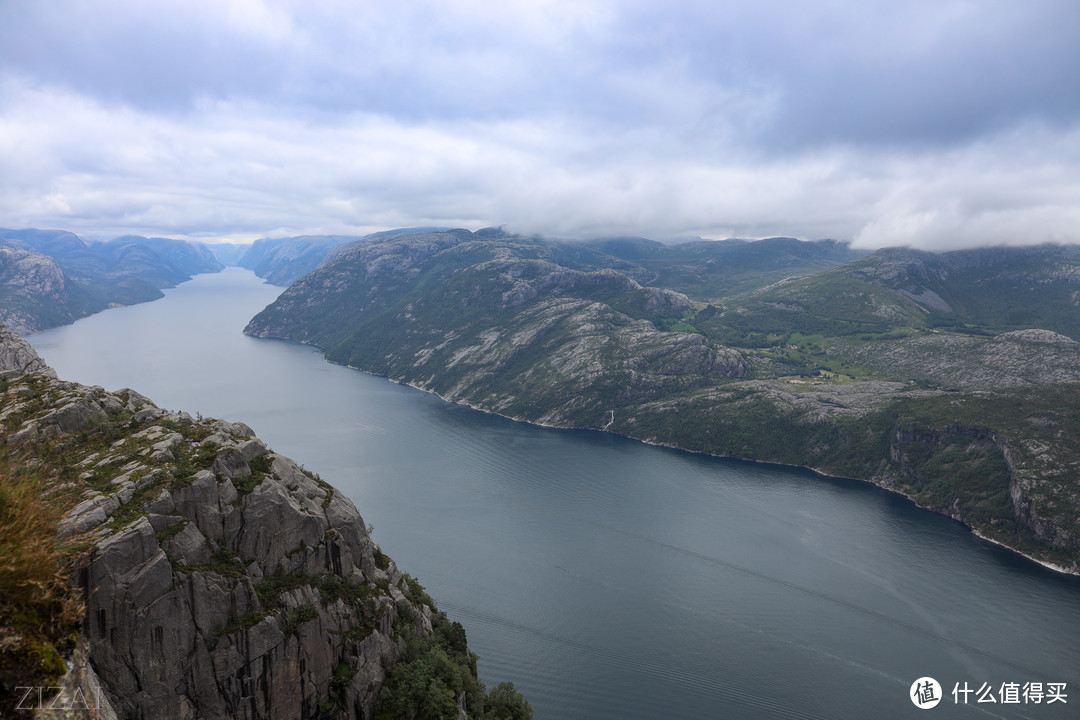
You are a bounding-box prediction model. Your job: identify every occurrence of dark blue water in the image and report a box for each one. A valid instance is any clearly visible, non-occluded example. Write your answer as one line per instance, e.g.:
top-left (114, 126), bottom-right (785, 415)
top-left (30, 269), bottom-right (1080, 719)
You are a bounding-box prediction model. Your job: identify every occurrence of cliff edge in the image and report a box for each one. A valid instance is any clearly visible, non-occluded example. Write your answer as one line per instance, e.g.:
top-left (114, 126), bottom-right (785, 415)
top-left (0, 325), bottom-right (529, 719)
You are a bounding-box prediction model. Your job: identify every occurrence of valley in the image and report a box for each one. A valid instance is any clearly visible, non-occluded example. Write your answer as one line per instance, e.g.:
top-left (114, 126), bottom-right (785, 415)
top-left (245, 230), bottom-right (1080, 572)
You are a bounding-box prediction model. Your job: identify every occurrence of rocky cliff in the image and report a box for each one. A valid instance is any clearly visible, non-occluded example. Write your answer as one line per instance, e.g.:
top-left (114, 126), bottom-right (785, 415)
top-left (0, 244), bottom-right (76, 336)
top-left (0, 326), bottom-right (529, 719)
top-left (0, 322), bottom-right (55, 377)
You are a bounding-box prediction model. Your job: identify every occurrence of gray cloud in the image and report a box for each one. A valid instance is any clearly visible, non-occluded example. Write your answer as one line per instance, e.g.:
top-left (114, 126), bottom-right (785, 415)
top-left (669, 1), bottom-right (1080, 150)
top-left (0, 0), bottom-right (1077, 249)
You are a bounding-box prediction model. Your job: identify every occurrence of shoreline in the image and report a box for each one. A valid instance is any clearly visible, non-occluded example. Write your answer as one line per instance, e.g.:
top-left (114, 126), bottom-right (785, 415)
top-left (271, 340), bottom-right (1080, 579)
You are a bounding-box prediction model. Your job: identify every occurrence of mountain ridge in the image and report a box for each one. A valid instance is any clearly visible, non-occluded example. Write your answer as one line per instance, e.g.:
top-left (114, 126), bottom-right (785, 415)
top-left (0, 229), bottom-right (223, 334)
top-left (245, 231), bottom-right (1080, 573)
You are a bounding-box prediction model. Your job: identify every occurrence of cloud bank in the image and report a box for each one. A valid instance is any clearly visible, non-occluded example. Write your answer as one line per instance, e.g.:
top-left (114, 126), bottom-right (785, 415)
top-left (1, 0), bottom-right (1078, 249)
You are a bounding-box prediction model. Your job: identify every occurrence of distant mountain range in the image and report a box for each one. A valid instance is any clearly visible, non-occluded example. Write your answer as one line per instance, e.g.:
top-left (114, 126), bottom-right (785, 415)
top-left (206, 241), bottom-right (250, 266)
top-left (237, 235), bottom-right (357, 285)
top-left (246, 230), bottom-right (1080, 572)
top-left (577, 234), bottom-right (866, 298)
top-left (236, 227), bottom-right (456, 285)
top-left (0, 228), bottom-right (223, 334)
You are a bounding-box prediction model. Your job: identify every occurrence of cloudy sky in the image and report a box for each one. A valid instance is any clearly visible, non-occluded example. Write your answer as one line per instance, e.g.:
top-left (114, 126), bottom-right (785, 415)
top-left (1, 0), bottom-right (1078, 249)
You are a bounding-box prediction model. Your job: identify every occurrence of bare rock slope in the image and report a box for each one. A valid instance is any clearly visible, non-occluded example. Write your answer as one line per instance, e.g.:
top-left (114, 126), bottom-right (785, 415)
top-left (0, 329), bottom-right (526, 719)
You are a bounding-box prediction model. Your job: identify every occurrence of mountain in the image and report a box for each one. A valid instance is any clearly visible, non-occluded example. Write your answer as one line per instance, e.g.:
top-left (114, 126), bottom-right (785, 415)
top-left (238, 236), bottom-right (358, 285)
top-left (246, 230), bottom-right (746, 427)
top-left (245, 232), bottom-right (1080, 572)
top-left (0, 229), bottom-right (224, 334)
top-left (713, 245), bottom-right (1080, 342)
top-left (0, 229), bottom-right (102, 271)
top-left (207, 242), bottom-right (252, 266)
top-left (239, 229), bottom-right (462, 286)
top-left (361, 226), bottom-right (455, 241)
top-left (0, 325), bottom-right (530, 719)
top-left (576, 235), bottom-right (866, 299)
top-left (0, 230), bottom-right (222, 284)
top-left (0, 243), bottom-right (82, 335)
top-left (108, 235), bottom-right (222, 284)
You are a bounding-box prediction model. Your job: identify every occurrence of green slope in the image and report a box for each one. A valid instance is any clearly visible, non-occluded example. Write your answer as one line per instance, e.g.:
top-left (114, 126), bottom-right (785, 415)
top-left (576, 236), bottom-right (866, 299)
top-left (245, 231), bottom-right (1080, 572)
top-left (247, 230), bottom-right (746, 428)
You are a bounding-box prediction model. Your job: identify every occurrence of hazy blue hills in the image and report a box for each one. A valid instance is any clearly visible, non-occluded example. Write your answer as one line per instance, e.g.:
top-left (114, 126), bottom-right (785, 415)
top-left (239, 228), bottom-right (460, 286)
top-left (0, 229), bottom-right (221, 281)
top-left (245, 231), bottom-right (1080, 572)
top-left (0, 228), bottom-right (222, 334)
top-left (106, 235), bottom-right (223, 287)
top-left (206, 242), bottom-right (251, 266)
top-left (238, 235), bottom-right (359, 285)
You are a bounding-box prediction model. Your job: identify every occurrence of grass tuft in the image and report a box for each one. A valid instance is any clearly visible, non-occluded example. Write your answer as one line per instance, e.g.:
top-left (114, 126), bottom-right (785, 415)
top-left (0, 451), bottom-right (87, 707)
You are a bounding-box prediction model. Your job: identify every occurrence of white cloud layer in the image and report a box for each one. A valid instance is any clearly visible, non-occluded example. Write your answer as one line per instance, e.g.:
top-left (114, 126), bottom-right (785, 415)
top-left (1, 0), bottom-right (1078, 249)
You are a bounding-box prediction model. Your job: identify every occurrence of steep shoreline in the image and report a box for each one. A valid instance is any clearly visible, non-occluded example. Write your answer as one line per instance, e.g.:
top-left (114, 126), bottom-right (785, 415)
top-left (240, 231), bottom-right (1080, 577)
top-left (311, 351), bottom-right (1080, 578)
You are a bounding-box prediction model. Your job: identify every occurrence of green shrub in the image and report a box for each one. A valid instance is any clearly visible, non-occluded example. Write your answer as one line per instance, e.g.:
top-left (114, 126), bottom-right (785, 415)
top-left (0, 454), bottom-right (85, 709)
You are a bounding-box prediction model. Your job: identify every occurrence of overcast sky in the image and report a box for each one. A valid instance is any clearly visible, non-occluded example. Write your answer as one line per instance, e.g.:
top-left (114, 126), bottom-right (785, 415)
top-left (1, 0), bottom-right (1078, 249)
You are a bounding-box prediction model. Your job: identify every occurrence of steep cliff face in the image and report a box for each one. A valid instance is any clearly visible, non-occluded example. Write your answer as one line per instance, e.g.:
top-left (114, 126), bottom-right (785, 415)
top-left (0, 329), bottom-right (528, 719)
top-left (0, 244), bottom-right (73, 335)
top-left (882, 416), bottom-right (1080, 565)
top-left (0, 319), bottom-right (57, 376)
top-left (884, 425), bottom-right (1015, 527)
top-left (996, 408), bottom-right (1080, 555)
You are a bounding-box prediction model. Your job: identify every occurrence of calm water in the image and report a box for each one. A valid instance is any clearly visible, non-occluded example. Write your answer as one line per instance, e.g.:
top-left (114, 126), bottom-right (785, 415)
top-left (31, 269), bottom-right (1080, 719)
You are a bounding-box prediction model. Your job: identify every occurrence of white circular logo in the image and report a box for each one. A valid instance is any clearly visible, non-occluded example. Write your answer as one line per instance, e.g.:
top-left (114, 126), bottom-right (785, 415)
top-left (911, 677), bottom-right (942, 709)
